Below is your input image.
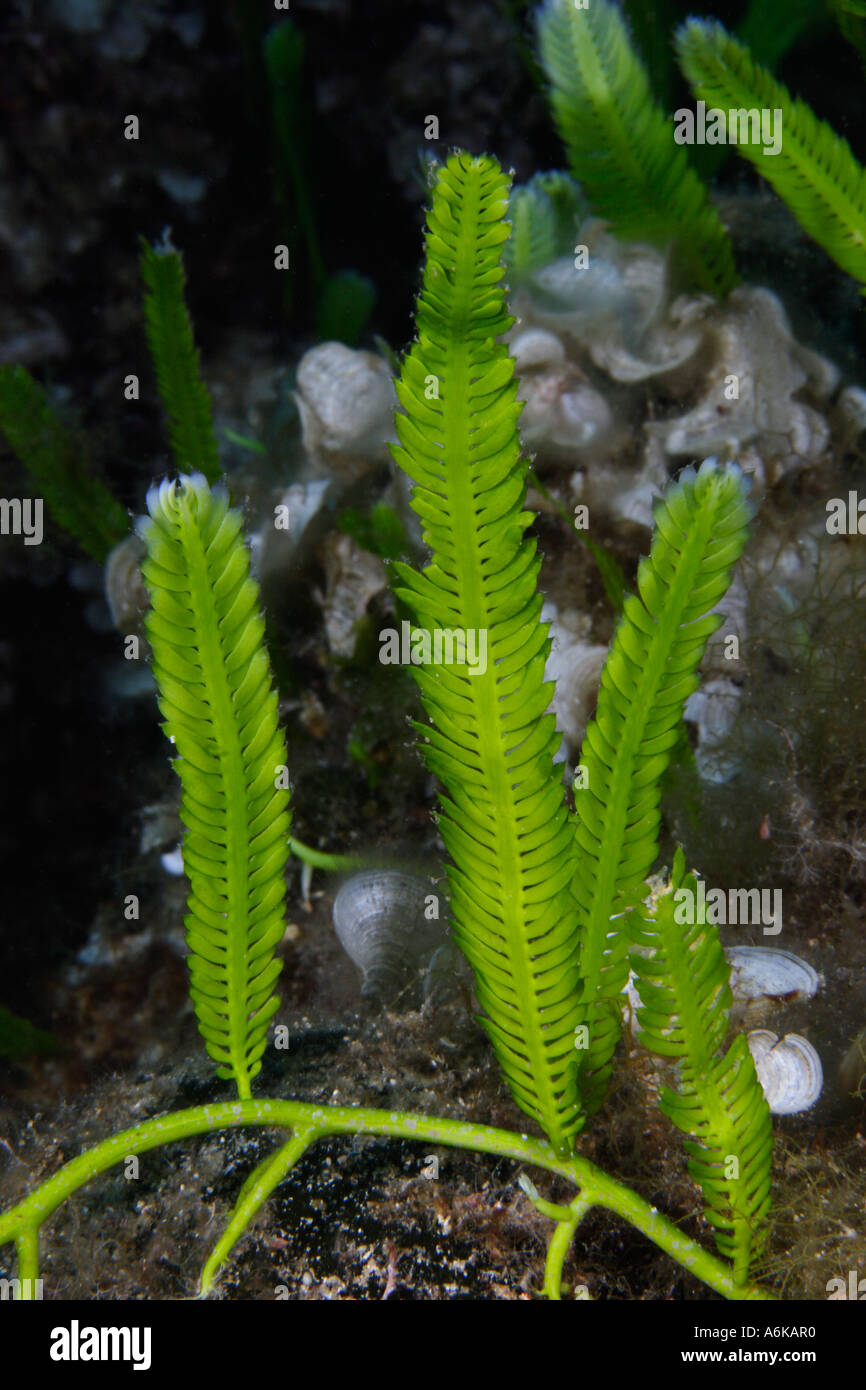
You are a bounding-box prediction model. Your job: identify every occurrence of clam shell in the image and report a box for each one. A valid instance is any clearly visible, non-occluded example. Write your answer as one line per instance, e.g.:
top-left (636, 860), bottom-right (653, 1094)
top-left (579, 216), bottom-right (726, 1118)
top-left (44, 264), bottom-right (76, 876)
top-left (725, 947), bottom-right (819, 1013)
top-left (333, 870), bottom-right (446, 1003)
top-left (746, 1029), bottom-right (823, 1115)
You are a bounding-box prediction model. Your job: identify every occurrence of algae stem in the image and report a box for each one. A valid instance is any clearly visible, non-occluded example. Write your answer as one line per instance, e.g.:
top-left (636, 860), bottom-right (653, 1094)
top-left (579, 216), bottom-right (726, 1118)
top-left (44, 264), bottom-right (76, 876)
top-left (0, 1098), bottom-right (775, 1301)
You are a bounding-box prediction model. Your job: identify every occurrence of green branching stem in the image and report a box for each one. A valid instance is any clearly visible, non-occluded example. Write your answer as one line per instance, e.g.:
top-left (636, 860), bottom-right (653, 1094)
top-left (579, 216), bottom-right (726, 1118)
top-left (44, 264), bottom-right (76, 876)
top-left (14, 1227), bottom-right (39, 1300)
top-left (536, 0), bottom-right (738, 295)
top-left (543, 1193), bottom-right (593, 1300)
top-left (199, 1126), bottom-right (318, 1295)
top-left (0, 1098), bottom-right (775, 1301)
top-left (520, 1174), bottom-right (593, 1298)
top-left (0, 365), bottom-right (129, 562)
top-left (288, 836), bottom-right (364, 873)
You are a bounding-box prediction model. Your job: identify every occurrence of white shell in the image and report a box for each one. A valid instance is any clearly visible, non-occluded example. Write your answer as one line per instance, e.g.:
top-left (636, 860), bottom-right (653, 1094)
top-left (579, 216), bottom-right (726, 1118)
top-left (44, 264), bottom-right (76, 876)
top-left (516, 367), bottom-right (613, 452)
top-left (647, 287), bottom-right (838, 480)
top-left (510, 328), bottom-right (566, 371)
top-left (160, 846), bottom-right (185, 877)
top-left (525, 253), bottom-right (628, 328)
top-left (255, 479), bottom-right (332, 584)
top-left (746, 1029), bottom-right (823, 1114)
top-left (575, 438), bottom-right (668, 530)
top-left (333, 871), bottom-right (446, 1003)
top-left (320, 532), bottom-right (387, 659)
top-left (541, 601), bottom-right (607, 753)
top-left (725, 947), bottom-right (820, 1007)
top-left (104, 534), bottom-right (148, 633)
top-left (833, 385), bottom-right (866, 452)
top-left (294, 342), bottom-right (397, 465)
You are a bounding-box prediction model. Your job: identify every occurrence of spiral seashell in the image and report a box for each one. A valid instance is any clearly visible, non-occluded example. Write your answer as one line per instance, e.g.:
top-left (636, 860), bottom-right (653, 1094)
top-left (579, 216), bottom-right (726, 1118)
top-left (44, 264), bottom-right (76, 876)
top-left (746, 1029), bottom-right (823, 1115)
top-left (333, 870), bottom-right (447, 1004)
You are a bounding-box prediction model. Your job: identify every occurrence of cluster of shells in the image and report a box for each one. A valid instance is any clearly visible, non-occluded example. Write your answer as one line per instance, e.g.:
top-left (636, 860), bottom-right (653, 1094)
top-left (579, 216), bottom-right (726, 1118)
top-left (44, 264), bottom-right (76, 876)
top-left (335, 868), bottom-right (826, 1114)
top-left (627, 937), bottom-right (824, 1115)
top-left (509, 219), bottom-right (864, 518)
top-left (507, 226), bottom-right (866, 766)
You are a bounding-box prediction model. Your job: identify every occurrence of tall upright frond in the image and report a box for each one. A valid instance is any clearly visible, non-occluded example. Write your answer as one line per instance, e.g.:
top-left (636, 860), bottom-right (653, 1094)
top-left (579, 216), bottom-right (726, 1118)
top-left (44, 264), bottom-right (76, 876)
top-left (572, 461), bottom-right (753, 1115)
top-left (139, 475), bottom-right (290, 1098)
top-left (390, 152), bottom-right (583, 1155)
top-left (535, 0), bottom-right (738, 295)
top-left (676, 19), bottom-right (866, 291)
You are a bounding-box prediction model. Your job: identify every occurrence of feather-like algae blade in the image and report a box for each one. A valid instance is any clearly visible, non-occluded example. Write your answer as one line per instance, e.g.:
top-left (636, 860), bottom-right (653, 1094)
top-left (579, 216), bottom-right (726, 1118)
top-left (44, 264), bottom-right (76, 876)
top-left (630, 851), bottom-right (773, 1284)
top-left (536, 0), bottom-right (738, 296)
top-left (140, 239), bottom-right (222, 483)
top-left (390, 152), bottom-right (583, 1155)
top-left (676, 19), bottom-right (866, 292)
top-left (572, 461), bottom-right (753, 1117)
top-left (139, 474), bottom-right (290, 1099)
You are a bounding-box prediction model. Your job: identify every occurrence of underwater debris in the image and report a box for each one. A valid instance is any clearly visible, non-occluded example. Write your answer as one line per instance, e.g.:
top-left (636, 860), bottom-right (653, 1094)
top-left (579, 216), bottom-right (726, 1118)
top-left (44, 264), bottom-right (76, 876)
top-left (254, 477), bottom-right (332, 583)
top-left (647, 287), bottom-right (838, 482)
top-left (838, 1028), bottom-right (866, 1102)
top-left (514, 352), bottom-right (614, 454)
top-left (319, 531), bottom-right (388, 660)
top-left (520, 225), bottom-right (707, 382)
top-left (832, 385), bottom-right (866, 455)
top-left (683, 677), bottom-right (743, 785)
top-left (569, 437), bottom-right (669, 531)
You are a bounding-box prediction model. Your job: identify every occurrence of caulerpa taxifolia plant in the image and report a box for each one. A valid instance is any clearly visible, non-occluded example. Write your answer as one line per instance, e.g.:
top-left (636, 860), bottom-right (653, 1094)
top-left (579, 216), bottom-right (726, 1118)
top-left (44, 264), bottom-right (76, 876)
top-left (0, 152), bottom-right (775, 1303)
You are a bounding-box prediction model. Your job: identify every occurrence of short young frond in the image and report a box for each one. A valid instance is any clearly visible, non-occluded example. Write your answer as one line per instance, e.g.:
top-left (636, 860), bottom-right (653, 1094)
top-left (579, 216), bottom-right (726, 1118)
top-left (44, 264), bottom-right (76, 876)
top-left (140, 239), bottom-right (222, 483)
top-left (503, 171), bottom-right (588, 286)
top-left (631, 850), bottom-right (773, 1283)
